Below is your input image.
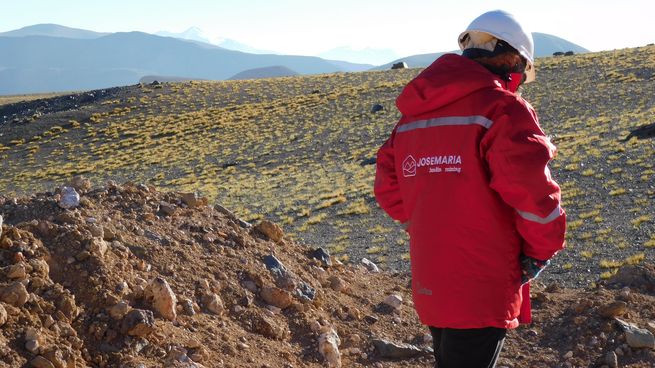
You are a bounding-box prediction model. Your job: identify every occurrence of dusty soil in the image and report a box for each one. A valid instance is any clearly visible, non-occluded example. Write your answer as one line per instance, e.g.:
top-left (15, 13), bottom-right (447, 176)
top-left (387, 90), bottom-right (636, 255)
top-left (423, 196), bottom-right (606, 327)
top-left (1, 179), bottom-right (654, 367)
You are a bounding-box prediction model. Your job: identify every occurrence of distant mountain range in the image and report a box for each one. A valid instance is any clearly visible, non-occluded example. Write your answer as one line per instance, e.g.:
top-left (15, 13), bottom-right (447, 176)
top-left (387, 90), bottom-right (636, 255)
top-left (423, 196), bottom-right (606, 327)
top-left (0, 23), bottom-right (109, 40)
top-left (374, 33), bottom-right (589, 70)
top-left (317, 46), bottom-right (400, 66)
top-left (155, 27), bottom-right (277, 55)
top-left (0, 25), bottom-right (372, 94)
top-left (0, 24), bottom-right (589, 95)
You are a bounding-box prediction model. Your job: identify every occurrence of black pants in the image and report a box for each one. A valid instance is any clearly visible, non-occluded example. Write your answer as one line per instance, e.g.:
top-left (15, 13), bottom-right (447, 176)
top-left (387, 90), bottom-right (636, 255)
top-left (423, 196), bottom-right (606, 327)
top-left (429, 326), bottom-right (507, 368)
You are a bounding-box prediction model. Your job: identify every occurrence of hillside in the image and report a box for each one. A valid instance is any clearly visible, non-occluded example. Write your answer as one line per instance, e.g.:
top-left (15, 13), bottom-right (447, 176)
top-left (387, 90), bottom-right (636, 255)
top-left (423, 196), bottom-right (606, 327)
top-left (0, 45), bottom-right (654, 287)
top-left (229, 66), bottom-right (299, 81)
top-left (0, 44), bottom-right (654, 368)
top-left (374, 32), bottom-right (590, 70)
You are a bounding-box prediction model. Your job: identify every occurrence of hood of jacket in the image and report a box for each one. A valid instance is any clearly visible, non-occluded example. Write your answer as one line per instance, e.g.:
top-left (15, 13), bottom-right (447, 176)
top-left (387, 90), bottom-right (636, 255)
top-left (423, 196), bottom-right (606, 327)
top-left (396, 53), bottom-right (508, 117)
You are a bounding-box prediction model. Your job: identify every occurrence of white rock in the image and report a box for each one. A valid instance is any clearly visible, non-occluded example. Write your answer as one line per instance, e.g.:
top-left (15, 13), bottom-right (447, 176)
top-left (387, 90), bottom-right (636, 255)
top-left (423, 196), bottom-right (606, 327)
top-left (616, 318), bottom-right (655, 349)
top-left (146, 277), bottom-right (177, 321)
top-left (361, 258), bottom-right (379, 272)
top-left (318, 328), bottom-right (342, 368)
top-left (383, 294), bottom-right (403, 309)
top-left (203, 293), bottom-right (224, 315)
top-left (58, 187), bottom-right (80, 209)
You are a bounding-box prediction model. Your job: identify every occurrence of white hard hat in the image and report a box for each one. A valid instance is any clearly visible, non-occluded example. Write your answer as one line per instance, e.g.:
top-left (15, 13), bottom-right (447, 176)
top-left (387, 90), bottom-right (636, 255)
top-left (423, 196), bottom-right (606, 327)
top-left (459, 10), bottom-right (536, 83)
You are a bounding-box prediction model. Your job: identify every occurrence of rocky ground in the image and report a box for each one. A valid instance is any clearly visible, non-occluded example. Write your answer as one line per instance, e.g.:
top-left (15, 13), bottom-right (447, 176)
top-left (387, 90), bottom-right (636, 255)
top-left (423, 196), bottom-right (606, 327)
top-left (0, 178), bottom-right (654, 367)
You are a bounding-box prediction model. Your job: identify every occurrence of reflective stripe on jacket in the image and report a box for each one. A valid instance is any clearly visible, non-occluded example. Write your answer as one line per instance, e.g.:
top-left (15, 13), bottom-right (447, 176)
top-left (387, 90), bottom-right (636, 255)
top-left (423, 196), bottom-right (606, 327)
top-left (374, 54), bottom-right (566, 329)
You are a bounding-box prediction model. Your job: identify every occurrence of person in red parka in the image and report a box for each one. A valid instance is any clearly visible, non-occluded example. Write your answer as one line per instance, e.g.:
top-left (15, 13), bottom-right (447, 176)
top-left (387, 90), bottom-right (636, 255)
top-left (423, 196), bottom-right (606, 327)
top-left (374, 10), bottom-right (566, 368)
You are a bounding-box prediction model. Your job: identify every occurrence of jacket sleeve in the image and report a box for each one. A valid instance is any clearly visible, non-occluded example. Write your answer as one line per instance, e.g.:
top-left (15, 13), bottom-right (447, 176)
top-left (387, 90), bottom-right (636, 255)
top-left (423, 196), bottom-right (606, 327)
top-left (374, 127), bottom-right (409, 223)
top-left (482, 102), bottom-right (566, 261)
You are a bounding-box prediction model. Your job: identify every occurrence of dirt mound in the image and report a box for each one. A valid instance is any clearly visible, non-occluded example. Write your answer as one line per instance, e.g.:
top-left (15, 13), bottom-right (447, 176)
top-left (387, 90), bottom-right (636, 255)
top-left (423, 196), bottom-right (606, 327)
top-left (1, 179), bottom-right (654, 367)
top-left (0, 179), bottom-right (431, 367)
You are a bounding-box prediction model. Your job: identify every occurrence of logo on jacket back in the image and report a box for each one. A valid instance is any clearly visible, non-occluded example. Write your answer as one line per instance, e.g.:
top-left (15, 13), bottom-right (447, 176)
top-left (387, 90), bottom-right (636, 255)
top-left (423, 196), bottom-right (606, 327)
top-left (402, 155), bottom-right (417, 177)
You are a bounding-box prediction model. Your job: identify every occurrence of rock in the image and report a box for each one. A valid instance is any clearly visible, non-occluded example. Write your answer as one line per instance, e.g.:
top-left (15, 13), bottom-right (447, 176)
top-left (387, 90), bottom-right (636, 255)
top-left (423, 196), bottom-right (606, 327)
top-left (7, 262), bottom-right (27, 279)
top-left (361, 258), bottom-right (379, 272)
top-left (202, 293), bottom-right (225, 315)
top-left (383, 294), bottom-right (403, 309)
top-left (372, 338), bottom-right (430, 359)
top-left (57, 295), bottom-right (78, 320)
top-left (329, 276), bottom-right (346, 292)
top-left (58, 187), bottom-right (80, 209)
top-left (25, 339), bottom-right (40, 353)
top-left (29, 259), bottom-right (49, 278)
top-left (0, 281), bottom-right (29, 307)
top-left (146, 277), bottom-right (177, 321)
top-left (88, 238), bottom-right (108, 257)
top-left (0, 214), bottom-right (3, 238)
top-left (599, 301), bottom-right (628, 318)
top-left (30, 356), bottom-right (55, 368)
top-left (180, 192), bottom-right (206, 208)
top-left (607, 265), bottom-right (655, 291)
top-left (42, 348), bottom-right (73, 368)
top-left (293, 281), bottom-right (316, 302)
top-left (563, 351), bottom-right (574, 359)
top-left (310, 247), bottom-right (332, 267)
top-left (643, 321), bottom-right (655, 335)
top-left (360, 157), bottom-right (377, 166)
top-left (255, 220), bottom-right (284, 242)
top-left (318, 328), bottom-right (342, 367)
top-left (615, 318), bottom-right (655, 349)
top-left (605, 351), bottom-right (618, 368)
top-left (391, 62), bottom-right (408, 69)
top-left (0, 303), bottom-right (7, 326)
top-left (121, 309), bottom-right (155, 337)
top-left (180, 297), bottom-right (196, 316)
top-left (108, 301), bottom-right (131, 320)
top-left (370, 104), bottom-right (384, 113)
top-left (69, 175), bottom-right (92, 192)
top-left (260, 286), bottom-right (293, 309)
top-left (263, 254), bottom-right (288, 278)
top-left (159, 202), bottom-right (177, 216)
top-left (254, 314), bottom-right (287, 340)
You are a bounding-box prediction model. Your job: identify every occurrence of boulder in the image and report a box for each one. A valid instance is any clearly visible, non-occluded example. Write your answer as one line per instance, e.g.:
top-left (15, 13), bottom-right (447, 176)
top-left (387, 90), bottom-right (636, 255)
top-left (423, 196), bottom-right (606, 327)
top-left (318, 328), bottom-right (341, 367)
top-left (383, 294), bottom-right (403, 310)
top-left (260, 286), bottom-right (293, 309)
top-left (202, 293), bottom-right (225, 315)
top-left (599, 301), bottom-right (628, 318)
top-left (147, 277), bottom-right (177, 321)
top-left (361, 258), bottom-right (379, 272)
top-left (121, 309), bottom-right (155, 337)
top-left (58, 187), bottom-right (80, 209)
top-left (256, 220), bottom-right (284, 242)
top-left (0, 281), bottom-right (29, 307)
top-left (391, 62), bottom-right (408, 70)
top-left (615, 318), bottom-right (655, 349)
top-left (372, 338), bottom-right (430, 359)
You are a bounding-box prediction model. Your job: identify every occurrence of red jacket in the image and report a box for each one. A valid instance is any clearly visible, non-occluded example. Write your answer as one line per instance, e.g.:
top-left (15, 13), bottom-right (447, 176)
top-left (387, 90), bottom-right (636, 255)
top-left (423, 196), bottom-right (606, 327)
top-left (374, 54), bottom-right (566, 329)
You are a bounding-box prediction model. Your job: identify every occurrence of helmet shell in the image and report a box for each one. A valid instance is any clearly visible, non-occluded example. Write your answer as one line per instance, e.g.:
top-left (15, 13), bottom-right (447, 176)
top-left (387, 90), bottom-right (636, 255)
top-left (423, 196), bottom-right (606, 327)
top-left (459, 10), bottom-right (536, 82)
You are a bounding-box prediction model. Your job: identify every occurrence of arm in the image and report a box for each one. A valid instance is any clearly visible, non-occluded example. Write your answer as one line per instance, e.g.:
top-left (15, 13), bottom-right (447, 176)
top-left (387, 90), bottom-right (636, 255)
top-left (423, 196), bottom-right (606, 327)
top-left (374, 127), bottom-right (409, 223)
top-left (482, 102), bottom-right (566, 261)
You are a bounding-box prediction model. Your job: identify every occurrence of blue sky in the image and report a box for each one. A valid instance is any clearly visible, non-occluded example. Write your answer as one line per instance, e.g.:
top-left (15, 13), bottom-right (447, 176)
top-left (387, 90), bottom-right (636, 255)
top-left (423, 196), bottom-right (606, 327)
top-left (1, 0), bottom-right (653, 56)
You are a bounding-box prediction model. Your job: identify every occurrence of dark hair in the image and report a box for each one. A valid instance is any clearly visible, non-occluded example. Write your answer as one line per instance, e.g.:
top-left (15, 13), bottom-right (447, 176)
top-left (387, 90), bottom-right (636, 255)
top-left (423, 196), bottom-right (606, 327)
top-left (462, 39), bottom-right (526, 80)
